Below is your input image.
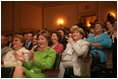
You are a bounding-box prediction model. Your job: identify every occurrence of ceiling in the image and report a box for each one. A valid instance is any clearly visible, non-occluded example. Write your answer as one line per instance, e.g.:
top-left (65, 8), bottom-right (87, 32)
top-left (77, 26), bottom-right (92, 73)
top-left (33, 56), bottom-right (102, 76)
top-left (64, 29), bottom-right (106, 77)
top-left (20, 1), bottom-right (81, 7)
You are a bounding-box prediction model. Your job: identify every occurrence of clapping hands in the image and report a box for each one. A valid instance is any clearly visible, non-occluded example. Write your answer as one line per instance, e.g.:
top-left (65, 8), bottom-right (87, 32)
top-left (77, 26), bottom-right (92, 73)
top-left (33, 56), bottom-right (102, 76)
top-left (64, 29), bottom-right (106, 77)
top-left (67, 37), bottom-right (74, 45)
top-left (14, 52), bottom-right (25, 62)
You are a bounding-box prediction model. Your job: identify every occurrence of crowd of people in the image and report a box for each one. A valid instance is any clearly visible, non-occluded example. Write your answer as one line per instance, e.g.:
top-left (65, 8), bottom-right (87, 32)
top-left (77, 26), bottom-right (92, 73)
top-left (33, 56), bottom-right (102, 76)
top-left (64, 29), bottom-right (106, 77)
top-left (1, 18), bottom-right (117, 78)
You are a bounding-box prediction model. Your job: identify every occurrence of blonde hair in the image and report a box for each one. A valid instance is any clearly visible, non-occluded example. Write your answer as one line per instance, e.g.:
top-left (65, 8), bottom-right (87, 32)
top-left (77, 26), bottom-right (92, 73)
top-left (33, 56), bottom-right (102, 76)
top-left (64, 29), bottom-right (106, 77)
top-left (70, 25), bottom-right (85, 36)
top-left (14, 34), bottom-right (25, 44)
top-left (70, 25), bottom-right (78, 33)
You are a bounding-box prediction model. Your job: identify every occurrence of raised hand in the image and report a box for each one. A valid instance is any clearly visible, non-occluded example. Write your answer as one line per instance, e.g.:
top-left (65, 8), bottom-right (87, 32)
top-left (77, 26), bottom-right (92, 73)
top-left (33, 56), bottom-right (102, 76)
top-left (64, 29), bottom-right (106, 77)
top-left (67, 37), bottom-right (74, 45)
top-left (14, 52), bottom-right (25, 62)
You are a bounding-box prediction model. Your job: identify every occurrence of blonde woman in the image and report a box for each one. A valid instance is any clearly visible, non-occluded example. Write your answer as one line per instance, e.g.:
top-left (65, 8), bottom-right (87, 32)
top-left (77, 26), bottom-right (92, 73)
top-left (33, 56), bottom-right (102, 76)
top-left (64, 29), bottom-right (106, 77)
top-left (58, 25), bottom-right (90, 78)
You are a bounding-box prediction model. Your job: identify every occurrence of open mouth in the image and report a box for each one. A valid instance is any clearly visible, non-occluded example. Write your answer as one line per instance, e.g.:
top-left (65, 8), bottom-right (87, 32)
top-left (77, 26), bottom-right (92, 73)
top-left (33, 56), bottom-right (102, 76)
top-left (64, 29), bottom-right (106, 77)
top-left (13, 44), bottom-right (17, 46)
top-left (39, 43), bottom-right (44, 46)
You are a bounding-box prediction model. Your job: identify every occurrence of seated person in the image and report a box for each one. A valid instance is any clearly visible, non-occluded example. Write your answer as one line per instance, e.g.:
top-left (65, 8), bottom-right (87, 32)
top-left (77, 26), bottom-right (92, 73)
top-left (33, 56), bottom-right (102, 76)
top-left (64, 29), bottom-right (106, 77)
top-left (7, 34), bottom-right (13, 48)
top-left (86, 22), bottom-right (112, 67)
top-left (31, 33), bottom-right (38, 51)
top-left (50, 31), bottom-right (64, 54)
top-left (12, 30), bottom-right (56, 78)
top-left (58, 29), bottom-right (68, 50)
top-left (1, 35), bottom-right (13, 62)
top-left (25, 32), bottom-right (33, 50)
top-left (58, 25), bottom-right (90, 78)
top-left (3, 34), bottom-right (30, 67)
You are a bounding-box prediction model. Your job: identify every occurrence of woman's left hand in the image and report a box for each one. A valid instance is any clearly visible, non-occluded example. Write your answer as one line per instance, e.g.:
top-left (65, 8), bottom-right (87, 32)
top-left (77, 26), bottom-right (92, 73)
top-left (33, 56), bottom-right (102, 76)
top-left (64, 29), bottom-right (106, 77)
top-left (67, 38), bottom-right (74, 45)
top-left (14, 52), bottom-right (25, 62)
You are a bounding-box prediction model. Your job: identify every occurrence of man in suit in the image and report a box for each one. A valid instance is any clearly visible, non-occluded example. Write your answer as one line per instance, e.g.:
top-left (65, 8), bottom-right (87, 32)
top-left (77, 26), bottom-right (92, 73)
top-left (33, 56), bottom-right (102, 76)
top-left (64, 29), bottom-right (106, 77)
top-left (7, 34), bottom-right (13, 48)
top-left (31, 34), bottom-right (38, 51)
top-left (26, 32), bottom-right (33, 50)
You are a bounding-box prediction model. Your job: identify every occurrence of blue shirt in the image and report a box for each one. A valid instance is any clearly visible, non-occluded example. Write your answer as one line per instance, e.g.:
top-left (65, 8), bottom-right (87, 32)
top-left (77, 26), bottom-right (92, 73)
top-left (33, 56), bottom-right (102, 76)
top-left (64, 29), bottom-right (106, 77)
top-left (86, 33), bottom-right (112, 62)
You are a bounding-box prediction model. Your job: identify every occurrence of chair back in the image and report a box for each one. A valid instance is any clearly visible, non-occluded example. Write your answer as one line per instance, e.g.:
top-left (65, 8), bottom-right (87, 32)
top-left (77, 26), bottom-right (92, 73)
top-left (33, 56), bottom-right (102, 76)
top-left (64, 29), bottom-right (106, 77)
top-left (53, 53), bottom-right (62, 69)
top-left (1, 67), bottom-right (15, 78)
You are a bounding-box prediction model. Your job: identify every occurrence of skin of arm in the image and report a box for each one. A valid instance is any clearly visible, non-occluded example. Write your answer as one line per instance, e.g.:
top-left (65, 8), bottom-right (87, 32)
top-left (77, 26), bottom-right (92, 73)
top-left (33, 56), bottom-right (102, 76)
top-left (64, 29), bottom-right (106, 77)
top-left (88, 41), bottom-right (102, 49)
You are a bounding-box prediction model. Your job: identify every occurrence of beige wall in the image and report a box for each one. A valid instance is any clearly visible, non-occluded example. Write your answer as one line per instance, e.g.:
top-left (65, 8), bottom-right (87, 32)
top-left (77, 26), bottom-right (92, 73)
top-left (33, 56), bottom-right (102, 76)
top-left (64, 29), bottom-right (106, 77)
top-left (44, 1), bottom-right (117, 31)
top-left (44, 4), bottom-right (77, 31)
top-left (1, 1), bottom-right (13, 34)
top-left (98, 1), bottom-right (117, 23)
top-left (1, 1), bottom-right (117, 35)
top-left (20, 2), bottom-right (42, 33)
top-left (1, 1), bottom-right (42, 35)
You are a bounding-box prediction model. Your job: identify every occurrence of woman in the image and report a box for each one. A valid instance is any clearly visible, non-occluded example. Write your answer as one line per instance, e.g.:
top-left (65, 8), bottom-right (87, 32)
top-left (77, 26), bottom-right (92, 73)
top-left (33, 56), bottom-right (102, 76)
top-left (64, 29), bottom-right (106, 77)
top-left (3, 34), bottom-right (30, 67)
top-left (13, 30), bottom-right (56, 78)
top-left (58, 25), bottom-right (90, 78)
top-left (50, 31), bottom-right (64, 54)
top-left (86, 22), bottom-right (112, 65)
top-left (104, 21), bottom-right (114, 39)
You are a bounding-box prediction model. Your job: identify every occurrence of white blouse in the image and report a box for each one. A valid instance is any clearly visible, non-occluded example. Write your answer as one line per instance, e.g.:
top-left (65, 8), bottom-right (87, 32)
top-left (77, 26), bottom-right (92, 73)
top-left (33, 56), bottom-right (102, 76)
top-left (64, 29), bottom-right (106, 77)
top-left (4, 47), bottom-right (30, 67)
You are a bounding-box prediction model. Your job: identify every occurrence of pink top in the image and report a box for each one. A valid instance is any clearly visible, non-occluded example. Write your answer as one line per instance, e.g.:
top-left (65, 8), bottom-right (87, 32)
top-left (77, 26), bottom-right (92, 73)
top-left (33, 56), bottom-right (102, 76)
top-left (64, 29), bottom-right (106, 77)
top-left (50, 43), bottom-right (64, 54)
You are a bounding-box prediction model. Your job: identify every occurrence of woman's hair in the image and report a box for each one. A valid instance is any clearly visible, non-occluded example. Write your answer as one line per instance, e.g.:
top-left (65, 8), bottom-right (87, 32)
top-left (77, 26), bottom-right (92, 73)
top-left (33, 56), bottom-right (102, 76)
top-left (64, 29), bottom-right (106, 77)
top-left (70, 25), bottom-right (78, 33)
top-left (95, 22), bottom-right (104, 28)
top-left (70, 25), bottom-right (85, 36)
top-left (51, 31), bottom-right (61, 42)
top-left (38, 30), bottom-right (50, 41)
top-left (13, 34), bottom-right (25, 46)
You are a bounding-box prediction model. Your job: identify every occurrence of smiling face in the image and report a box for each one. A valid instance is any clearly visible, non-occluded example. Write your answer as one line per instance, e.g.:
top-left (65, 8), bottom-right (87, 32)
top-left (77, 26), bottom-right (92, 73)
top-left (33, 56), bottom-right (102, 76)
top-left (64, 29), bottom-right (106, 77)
top-left (13, 37), bottom-right (23, 50)
top-left (38, 35), bottom-right (48, 49)
top-left (72, 30), bottom-right (82, 41)
top-left (51, 33), bottom-right (59, 43)
top-left (94, 24), bottom-right (103, 34)
top-left (27, 33), bottom-right (33, 42)
top-left (32, 35), bottom-right (38, 46)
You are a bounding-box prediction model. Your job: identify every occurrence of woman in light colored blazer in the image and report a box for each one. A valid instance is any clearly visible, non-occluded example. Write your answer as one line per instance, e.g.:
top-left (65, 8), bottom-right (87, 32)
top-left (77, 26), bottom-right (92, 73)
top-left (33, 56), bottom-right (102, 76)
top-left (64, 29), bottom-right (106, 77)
top-left (3, 34), bottom-right (30, 67)
top-left (58, 25), bottom-right (90, 78)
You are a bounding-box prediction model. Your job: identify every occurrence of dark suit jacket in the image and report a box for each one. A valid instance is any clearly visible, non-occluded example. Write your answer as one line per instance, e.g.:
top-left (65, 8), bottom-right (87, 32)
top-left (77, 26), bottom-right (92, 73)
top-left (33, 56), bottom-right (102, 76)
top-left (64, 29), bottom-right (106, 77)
top-left (27, 42), bottom-right (33, 50)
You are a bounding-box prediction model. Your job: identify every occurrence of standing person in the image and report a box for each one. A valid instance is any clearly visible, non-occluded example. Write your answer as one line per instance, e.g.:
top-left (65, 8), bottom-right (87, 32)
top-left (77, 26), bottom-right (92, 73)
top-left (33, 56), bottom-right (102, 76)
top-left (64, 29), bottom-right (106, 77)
top-left (86, 23), bottom-right (112, 69)
top-left (104, 21), bottom-right (114, 39)
top-left (58, 29), bottom-right (67, 50)
top-left (50, 31), bottom-right (64, 54)
top-left (3, 34), bottom-right (30, 67)
top-left (58, 26), bottom-right (90, 78)
top-left (12, 30), bottom-right (56, 78)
